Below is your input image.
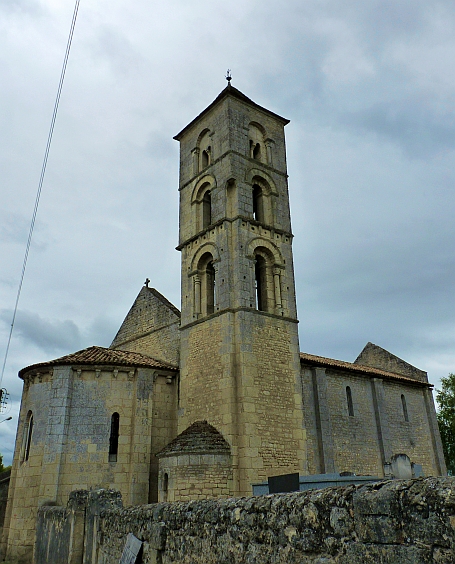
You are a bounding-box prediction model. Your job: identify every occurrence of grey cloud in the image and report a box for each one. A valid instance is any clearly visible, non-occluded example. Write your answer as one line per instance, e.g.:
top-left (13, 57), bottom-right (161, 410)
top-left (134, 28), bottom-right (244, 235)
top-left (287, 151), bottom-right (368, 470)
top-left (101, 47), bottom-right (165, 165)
top-left (0, 310), bottom-right (82, 354)
top-left (339, 102), bottom-right (455, 157)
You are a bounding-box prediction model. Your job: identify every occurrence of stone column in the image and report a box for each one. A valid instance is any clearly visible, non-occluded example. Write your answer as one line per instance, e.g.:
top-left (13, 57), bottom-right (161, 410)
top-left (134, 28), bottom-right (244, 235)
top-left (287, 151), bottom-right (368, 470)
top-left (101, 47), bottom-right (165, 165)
top-left (213, 263), bottom-right (220, 311)
top-left (39, 366), bottom-right (74, 505)
top-left (371, 378), bottom-right (393, 475)
top-left (273, 267), bottom-right (282, 311)
top-left (312, 368), bottom-right (336, 474)
top-left (193, 275), bottom-right (201, 318)
top-left (423, 388), bottom-right (447, 476)
top-left (265, 139), bottom-right (274, 167)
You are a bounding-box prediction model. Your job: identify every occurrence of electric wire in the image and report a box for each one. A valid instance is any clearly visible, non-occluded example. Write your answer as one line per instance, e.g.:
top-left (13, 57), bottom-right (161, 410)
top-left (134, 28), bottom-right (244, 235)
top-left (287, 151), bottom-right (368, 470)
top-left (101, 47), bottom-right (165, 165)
top-left (0, 0), bottom-right (81, 387)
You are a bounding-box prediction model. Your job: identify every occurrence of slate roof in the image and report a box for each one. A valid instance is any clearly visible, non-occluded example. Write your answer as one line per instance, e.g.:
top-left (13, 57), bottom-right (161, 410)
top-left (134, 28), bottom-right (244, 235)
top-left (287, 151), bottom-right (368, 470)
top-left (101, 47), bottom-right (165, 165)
top-left (300, 352), bottom-right (431, 387)
top-left (156, 420), bottom-right (231, 458)
top-left (173, 84), bottom-right (290, 141)
top-left (19, 346), bottom-right (178, 378)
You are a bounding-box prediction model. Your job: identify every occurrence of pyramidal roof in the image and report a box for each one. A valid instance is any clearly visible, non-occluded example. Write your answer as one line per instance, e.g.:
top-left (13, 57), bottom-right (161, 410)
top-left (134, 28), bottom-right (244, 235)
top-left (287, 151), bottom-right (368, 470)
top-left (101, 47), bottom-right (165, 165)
top-left (19, 346), bottom-right (178, 378)
top-left (173, 83), bottom-right (290, 141)
top-left (156, 420), bottom-right (231, 458)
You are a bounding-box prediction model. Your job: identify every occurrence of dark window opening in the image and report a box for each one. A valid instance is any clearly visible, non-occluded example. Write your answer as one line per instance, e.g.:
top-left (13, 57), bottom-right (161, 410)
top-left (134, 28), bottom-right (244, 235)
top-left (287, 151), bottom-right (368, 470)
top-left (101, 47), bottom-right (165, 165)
top-left (346, 386), bottom-right (354, 416)
top-left (163, 473), bottom-right (169, 502)
top-left (202, 190), bottom-right (211, 229)
top-left (109, 412), bottom-right (120, 462)
top-left (202, 148), bottom-right (210, 168)
top-left (401, 394), bottom-right (409, 422)
top-left (255, 255), bottom-right (268, 312)
top-left (252, 184), bottom-right (264, 223)
top-left (24, 413), bottom-right (34, 462)
top-left (253, 142), bottom-right (261, 160)
top-left (206, 261), bottom-right (215, 315)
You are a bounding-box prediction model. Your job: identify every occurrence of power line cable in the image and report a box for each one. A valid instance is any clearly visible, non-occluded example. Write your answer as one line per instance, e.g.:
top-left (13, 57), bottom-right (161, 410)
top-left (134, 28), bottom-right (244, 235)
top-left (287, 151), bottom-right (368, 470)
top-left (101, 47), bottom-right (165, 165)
top-left (0, 0), bottom-right (81, 387)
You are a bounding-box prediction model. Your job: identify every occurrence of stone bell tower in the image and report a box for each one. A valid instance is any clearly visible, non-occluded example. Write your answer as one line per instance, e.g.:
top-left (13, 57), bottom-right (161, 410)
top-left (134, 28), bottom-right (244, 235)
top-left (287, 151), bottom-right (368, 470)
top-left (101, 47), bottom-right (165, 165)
top-left (174, 83), bottom-right (306, 496)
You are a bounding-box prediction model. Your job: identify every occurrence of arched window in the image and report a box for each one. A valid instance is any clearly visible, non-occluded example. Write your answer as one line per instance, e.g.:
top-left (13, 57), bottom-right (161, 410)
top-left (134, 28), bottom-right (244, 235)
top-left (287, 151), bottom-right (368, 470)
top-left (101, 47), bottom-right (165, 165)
top-left (202, 148), bottom-right (210, 168)
top-left (248, 123), bottom-right (266, 163)
top-left (109, 412), bottom-right (120, 462)
top-left (197, 129), bottom-right (212, 173)
top-left (196, 252), bottom-right (216, 316)
top-left (255, 254), bottom-right (268, 311)
top-left (346, 387), bottom-right (354, 416)
top-left (202, 190), bottom-right (211, 229)
top-left (252, 184), bottom-right (264, 223)
top-left (22, 411), bottom-right (34, 463)
top-left (401, 394), bottom-right (409, 422)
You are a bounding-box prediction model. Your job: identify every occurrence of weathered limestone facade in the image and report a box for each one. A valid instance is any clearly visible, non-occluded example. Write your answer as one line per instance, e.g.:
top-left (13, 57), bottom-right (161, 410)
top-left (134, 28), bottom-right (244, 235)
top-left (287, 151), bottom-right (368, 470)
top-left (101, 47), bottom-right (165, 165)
top-left (0, 84), bottom-right (447, 563)
top-left (300, 349), bottom-right (446, 479)
top-left (176, 85), bottom-right (305, 495)
top-left (1, 348), bottom-right (177, 562)
top-left (156, 420), bottom-right (233, 502)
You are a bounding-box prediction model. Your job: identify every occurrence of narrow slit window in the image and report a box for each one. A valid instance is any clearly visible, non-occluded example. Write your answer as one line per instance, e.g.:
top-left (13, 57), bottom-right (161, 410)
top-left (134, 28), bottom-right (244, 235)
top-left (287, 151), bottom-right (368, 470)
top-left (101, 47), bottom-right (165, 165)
top-left (163, 472), bottom-right (169, 502)
top-left (346, 386), bottom-right (354, 416)
top-left (255, 255), bottom-right (268, 312)
top-left (23, 412), bottom-right (34, 462)
top-left (109, 412), bottom-right (120, 462)
top-left (202, 190), bottom-right (211, 229)
top-left (401, 394), bottom-right (409, 422)
top-left (252, 184), bottom-right (264, 223)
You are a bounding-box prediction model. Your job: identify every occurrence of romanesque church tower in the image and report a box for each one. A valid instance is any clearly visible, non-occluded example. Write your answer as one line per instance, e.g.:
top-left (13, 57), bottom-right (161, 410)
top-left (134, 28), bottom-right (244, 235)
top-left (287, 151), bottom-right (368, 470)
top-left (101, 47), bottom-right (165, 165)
top-left (174, 83), bottom-right (306, 495)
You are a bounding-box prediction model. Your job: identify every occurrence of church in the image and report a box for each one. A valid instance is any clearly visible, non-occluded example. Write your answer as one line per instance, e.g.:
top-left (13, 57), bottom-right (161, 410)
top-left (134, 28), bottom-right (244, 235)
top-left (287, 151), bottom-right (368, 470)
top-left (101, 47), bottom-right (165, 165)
top-left (0, 83), bottom-right (446, 562)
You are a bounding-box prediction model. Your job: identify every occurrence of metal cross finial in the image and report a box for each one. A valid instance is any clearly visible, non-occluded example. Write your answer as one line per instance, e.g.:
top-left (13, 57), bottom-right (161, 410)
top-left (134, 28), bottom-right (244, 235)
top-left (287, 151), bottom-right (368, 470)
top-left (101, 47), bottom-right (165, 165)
top-left (226, 69), bottom-right (232, 85)
top-left (145, 278), bottom-right (150, 288)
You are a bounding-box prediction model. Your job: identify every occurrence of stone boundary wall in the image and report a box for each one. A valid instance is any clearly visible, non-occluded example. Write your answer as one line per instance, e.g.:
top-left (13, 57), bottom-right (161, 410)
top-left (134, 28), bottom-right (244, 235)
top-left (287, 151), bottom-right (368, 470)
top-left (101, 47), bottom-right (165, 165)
top-left (0, 470), bottom-right (10, 543)
top-left (36, 478), bottom-right (455, 564)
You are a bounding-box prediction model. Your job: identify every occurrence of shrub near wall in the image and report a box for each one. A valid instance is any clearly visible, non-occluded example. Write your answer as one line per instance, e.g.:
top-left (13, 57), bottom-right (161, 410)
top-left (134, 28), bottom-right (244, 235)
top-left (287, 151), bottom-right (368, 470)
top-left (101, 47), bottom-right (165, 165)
top-left (95, 477), bottom-right (455, 564)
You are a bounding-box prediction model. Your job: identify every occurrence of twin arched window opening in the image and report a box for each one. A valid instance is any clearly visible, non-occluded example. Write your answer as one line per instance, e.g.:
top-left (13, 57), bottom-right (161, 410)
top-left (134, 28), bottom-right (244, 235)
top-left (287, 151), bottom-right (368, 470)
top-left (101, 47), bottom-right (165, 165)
top-left (194, 252), bottom-right (216, 317)
top-left (250, 140), bottom-right (262, 161)
top-left (109, 412), bottom-right (120, 462)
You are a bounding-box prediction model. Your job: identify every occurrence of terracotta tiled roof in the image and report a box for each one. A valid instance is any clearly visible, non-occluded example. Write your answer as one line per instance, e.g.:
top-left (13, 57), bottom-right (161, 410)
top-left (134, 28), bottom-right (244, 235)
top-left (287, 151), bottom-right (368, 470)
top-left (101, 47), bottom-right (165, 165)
top-left (300, 352), bottom-right (431, 387)
top-left (174, 84), bottom-right (289, 141)
top-left (19, 346), bottom-right (178, 378)
top-left (156, 420), bottom-right (231, 458)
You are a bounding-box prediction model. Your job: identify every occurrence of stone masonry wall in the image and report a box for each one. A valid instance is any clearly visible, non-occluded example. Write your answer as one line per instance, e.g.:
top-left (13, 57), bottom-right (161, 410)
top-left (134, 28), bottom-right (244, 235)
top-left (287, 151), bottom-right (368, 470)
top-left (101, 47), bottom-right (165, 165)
top-left (158, 453), bottom-right (233, 502)
top-left (52, 477), bottom-right (455, 564)
top-left (0, 470), bottom-right (10, 544)
top-left (111, 287), bottom-right (180, 366)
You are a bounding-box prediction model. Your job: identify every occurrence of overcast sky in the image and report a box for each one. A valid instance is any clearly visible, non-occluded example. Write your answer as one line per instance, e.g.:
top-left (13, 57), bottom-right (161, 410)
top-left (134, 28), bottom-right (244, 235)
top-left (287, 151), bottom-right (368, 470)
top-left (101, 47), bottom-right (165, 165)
top-left (1, 0), bottom-right (454, 465)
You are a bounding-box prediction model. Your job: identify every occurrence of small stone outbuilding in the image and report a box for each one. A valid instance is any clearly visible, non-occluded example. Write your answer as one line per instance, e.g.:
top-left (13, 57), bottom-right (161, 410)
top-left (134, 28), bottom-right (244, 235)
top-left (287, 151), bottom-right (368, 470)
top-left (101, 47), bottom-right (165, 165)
top-left (156, 420), bottom-right (233, 502)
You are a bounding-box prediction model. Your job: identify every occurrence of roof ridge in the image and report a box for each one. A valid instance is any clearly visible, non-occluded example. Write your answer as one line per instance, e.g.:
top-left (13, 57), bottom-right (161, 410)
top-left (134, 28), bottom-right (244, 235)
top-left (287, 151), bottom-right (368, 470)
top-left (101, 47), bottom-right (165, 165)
top-left (299, 351), bottom-right (430, 386)
top-left (148, 287), bottom-right (181, 317)
top-left (174, 84), bottom-right (289, 141)
top-left (19, 345), bottom-right (178, 378)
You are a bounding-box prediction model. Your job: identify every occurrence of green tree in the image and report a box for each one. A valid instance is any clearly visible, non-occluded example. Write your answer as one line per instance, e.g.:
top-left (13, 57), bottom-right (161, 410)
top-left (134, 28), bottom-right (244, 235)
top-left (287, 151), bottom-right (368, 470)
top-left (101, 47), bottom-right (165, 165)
top-left (0, 452), bottom-right (5, 473)
top-left (436, 373), bottom-right (455, 476)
